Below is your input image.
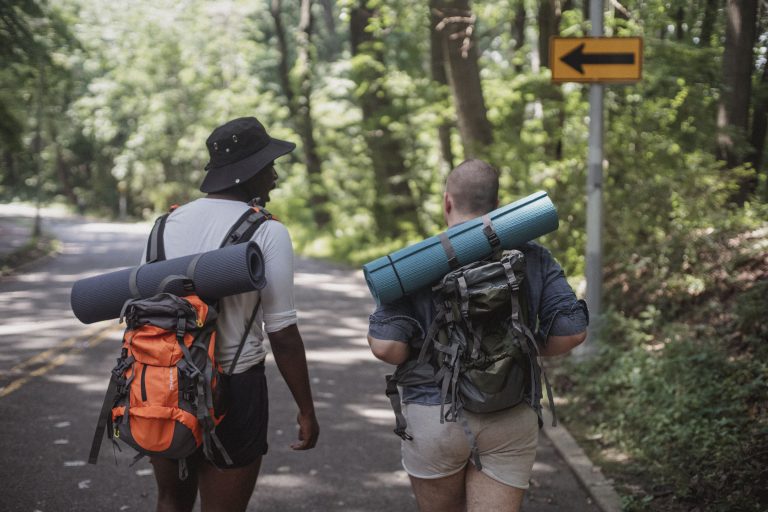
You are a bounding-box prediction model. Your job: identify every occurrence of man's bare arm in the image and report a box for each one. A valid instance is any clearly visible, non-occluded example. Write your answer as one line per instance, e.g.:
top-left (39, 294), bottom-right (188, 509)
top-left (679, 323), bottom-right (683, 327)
top-left (539, 331), bottom-right (587, 357)
top-left (367, 334), bottom-right (410, 365)
top-left (268, 324), bottom-right (319, 450)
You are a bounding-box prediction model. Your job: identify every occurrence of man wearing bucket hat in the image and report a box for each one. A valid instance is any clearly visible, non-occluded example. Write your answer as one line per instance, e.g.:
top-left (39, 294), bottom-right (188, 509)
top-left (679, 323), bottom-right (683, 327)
top-left (147, 117), bottom-right (319, 511)
top-left (367, 159), bottom-right (588, 512)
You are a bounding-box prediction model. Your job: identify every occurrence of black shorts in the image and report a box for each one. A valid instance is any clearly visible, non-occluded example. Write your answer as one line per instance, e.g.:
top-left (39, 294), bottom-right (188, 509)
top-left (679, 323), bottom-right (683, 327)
top-left (210, 362), bottom-right (269, 468)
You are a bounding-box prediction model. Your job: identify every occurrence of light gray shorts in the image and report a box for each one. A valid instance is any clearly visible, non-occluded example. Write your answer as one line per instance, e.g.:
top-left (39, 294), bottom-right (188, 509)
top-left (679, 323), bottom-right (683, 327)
top-left (400, 402), bottom-right (539, 489)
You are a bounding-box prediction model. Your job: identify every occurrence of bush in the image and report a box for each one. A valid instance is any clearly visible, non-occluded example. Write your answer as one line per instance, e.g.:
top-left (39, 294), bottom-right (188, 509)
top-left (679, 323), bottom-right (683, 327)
top-left (559, 304), bottom-right (768, 511)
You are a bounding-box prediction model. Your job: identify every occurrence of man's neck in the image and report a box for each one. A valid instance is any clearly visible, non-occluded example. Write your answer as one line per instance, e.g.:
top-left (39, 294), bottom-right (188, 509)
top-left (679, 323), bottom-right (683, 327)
top-left (447, 212), bottom-right (482, 228)
top-left (206, 193), bottom-right (246, 202)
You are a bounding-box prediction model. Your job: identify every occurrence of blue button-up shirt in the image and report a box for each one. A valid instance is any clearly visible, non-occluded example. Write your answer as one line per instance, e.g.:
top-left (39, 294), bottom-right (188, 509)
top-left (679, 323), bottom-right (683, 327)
top-left (368, 241), bottom-right (588, 405)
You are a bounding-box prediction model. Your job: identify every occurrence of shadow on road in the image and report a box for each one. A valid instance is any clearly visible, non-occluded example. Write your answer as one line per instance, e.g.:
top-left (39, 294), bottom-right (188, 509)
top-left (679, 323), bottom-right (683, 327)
top-left (0, 214), bottom-right (600, 511)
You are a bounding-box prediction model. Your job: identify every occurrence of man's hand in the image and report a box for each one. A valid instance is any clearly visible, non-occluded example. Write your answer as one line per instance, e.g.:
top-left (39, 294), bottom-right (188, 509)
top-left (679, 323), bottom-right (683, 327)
top-left (291, 410), bottom-right (320, 450)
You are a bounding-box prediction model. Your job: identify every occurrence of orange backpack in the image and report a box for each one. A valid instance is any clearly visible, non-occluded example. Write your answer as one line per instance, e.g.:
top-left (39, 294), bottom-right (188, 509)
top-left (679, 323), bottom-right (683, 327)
top-left (88, 205), bottom-right (273, 478)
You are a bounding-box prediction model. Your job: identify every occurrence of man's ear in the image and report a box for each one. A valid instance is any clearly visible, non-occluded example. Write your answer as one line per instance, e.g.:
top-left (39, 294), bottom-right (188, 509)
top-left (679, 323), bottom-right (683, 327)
top-left (444, 191), bottom-right (452, 214)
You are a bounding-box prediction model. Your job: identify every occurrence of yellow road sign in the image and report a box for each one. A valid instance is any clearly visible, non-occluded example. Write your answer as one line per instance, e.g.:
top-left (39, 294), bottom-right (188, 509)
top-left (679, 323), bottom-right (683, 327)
top-left (550, 37), bottom-right (643, 83)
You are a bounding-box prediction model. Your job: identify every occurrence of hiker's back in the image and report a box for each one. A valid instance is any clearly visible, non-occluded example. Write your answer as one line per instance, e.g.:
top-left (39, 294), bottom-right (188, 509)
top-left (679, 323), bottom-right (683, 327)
top-left (431, 250), bottom-right (538, 418)
top-left (162, 198), bottom-right (292, 373)
top-left (366, 159), bottom-right (587, 507)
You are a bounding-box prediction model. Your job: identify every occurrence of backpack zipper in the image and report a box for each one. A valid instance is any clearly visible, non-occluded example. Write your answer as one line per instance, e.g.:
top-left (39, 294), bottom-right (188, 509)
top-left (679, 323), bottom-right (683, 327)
top-left (140, 365), bottom-right (148, 402)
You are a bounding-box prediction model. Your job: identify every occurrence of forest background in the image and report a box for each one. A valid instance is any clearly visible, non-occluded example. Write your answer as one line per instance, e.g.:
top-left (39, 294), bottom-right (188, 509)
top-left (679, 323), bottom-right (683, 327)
top-left (1, 0), bottom-right (766, 510)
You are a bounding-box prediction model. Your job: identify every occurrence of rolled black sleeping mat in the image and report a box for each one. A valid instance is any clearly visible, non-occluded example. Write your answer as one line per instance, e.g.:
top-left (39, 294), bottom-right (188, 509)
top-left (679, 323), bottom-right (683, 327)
top-left (70, 241), bottom-right (266, 324)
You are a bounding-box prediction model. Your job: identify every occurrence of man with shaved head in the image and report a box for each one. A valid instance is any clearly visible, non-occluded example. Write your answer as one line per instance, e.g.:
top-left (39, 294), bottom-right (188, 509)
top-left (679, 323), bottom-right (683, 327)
top-left (367, 159), bottom-right (588, 512)
top-left (444, 159), bottom-right (500, 216)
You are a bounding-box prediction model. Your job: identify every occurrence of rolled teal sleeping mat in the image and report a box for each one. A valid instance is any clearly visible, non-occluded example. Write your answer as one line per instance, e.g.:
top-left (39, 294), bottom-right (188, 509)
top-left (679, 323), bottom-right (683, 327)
top-left (362, 191), bottom-right (558, 305)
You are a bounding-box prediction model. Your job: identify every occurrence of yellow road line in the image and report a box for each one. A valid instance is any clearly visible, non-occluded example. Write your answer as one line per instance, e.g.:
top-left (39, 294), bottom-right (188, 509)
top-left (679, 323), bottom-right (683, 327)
top-left (0, 324), bottom-right (122, 399)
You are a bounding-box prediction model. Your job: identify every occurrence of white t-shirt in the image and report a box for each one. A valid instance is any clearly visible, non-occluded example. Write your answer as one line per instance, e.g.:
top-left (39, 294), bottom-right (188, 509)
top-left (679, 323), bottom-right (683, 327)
top-left (153, 198), bottom-right (297, 374)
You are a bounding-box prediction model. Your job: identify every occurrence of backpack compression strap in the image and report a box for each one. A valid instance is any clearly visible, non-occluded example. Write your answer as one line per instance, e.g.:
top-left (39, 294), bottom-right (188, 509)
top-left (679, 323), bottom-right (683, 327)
top-left (88, 355), bottom-right (135, 464)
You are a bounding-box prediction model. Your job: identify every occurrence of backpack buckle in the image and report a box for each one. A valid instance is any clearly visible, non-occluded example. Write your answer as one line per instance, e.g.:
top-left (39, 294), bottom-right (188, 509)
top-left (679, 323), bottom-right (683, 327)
top-left (176, 315), bottom-right (186, 342)
top-left (483, 224), bottom-right (501, 249)
top-left (482, 214), bottom-right (502, 252)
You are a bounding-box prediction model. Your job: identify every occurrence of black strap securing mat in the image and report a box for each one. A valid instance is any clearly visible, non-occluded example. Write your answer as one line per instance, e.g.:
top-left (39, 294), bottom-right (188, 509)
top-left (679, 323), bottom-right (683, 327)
top-left (482, 214), bottom-right (501, 249)
top-left (438, 232), bottom-right (460, 270)
top-left (71, 242), bottom-right (266, 324)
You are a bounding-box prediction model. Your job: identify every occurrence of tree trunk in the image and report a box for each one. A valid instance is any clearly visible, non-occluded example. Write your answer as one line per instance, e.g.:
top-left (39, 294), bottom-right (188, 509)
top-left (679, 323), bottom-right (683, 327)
top-left (52, 133), bottom-right (78, 206)
top-left (270, 0), bottom-right (294, 108)
top-left (318, 0), bottom-right (341, 59)
top-left (350, 2), bottom-right (418, 236)
top-left (749, 47), bottom-right (768, 197)
top-left (296, 0), bottom-right (330, 226)
top-left (270, 0), bottom-right (330, 227)
top-left (699, 0), bottom-right (718, 47)
top-left (2, 150), bottom-right (15, 189)
top-left (32, 59), bottom-right (45, 237)
top-left (319, 0), bottom-right (335, 35)
top-left (717, 0), bottom-right (758, 189)
top-left (675, 7), bottom-right (685, 41)
top-left (432, 0), bottom-right (493, 159)
top-left (512, 1), bottom-right (526, 72)
top-left (430, 0), bottom-right (455, 171)
top-left (538, 0), bottom-right (559, 68)
top-left (538, 0), bottom-right (565, 160)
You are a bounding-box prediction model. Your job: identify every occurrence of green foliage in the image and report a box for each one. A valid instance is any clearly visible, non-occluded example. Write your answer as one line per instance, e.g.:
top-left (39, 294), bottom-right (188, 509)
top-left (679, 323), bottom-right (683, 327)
top-left (0, 1), bottom-right (767, 510)
top-left (561, 308), bottom-right (768, 511)
top-left (734, 280), bottom-right (768, 340)
top-left (558, 208), bottom-right (768, 509)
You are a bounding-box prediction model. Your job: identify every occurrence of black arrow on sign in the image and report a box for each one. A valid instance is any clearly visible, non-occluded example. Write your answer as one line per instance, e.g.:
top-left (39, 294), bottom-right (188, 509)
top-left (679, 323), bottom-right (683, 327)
top-left (560, 43), bottom-right (635, 74)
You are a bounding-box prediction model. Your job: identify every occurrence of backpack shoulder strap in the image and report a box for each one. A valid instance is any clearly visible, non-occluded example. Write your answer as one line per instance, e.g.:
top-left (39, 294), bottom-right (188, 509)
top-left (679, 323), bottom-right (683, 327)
top-left (516, 267), bottom-right (557, 427)
top-left (145, 205), bottom-right (179, 263)
top-left (219, 206), bottom-right (276, 375)
top-left (219, 206), bottom-right (276, 248)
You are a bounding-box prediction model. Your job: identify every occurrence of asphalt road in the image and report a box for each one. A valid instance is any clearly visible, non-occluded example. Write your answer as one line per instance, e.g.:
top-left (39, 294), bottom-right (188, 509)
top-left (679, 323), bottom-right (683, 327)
top-left (0, 209), bottom-right (600, 512)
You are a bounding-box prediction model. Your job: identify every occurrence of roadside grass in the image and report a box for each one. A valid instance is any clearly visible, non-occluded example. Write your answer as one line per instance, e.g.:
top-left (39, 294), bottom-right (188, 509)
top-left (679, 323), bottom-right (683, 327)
top-left (0, 220), bottom-right (59, 277)
top-left (553, 224), bottom-right (768, 512)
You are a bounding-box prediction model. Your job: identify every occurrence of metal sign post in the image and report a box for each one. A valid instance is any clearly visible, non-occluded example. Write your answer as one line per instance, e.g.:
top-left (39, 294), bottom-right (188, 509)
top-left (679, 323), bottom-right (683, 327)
top-left (548, 3), bottom-right (643, 357)
top-left (582, 0), bottom-right (605, 357)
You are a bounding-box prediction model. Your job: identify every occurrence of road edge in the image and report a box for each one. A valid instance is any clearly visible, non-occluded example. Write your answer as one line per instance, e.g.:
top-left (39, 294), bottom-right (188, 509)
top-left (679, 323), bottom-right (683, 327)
top-left (0, 234), bottom-right (59, 278)
top-left (542, 408), bottom-right (623, 512)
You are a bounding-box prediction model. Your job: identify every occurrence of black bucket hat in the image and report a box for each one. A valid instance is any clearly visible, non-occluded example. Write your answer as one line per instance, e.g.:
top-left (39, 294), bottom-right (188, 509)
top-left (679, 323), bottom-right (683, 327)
top-left (200, 117), bottom-right (296, 193)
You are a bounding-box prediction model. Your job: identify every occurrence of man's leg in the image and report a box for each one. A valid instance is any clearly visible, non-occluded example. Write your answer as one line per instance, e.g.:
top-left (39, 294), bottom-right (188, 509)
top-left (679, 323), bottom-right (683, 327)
top-left (194, 362), bottom-right (268, 511)
top-left (197, 456), bottom-right (263, 512)
top-left (409, 469), bottom-right (467, 512)
top-left (150, 456), bottom-right (199, 512)
top-left (463, 404), bottom-right (538, 512)
top-left (465, 465), bottom-right (525, 512)
top-left (401, 403), bottom-right (473, 512)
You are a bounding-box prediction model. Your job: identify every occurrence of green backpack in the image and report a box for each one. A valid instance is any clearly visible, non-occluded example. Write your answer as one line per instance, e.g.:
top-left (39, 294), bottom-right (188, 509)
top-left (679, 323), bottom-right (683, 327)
top-left (385, 250), bottom-right (555, 469)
